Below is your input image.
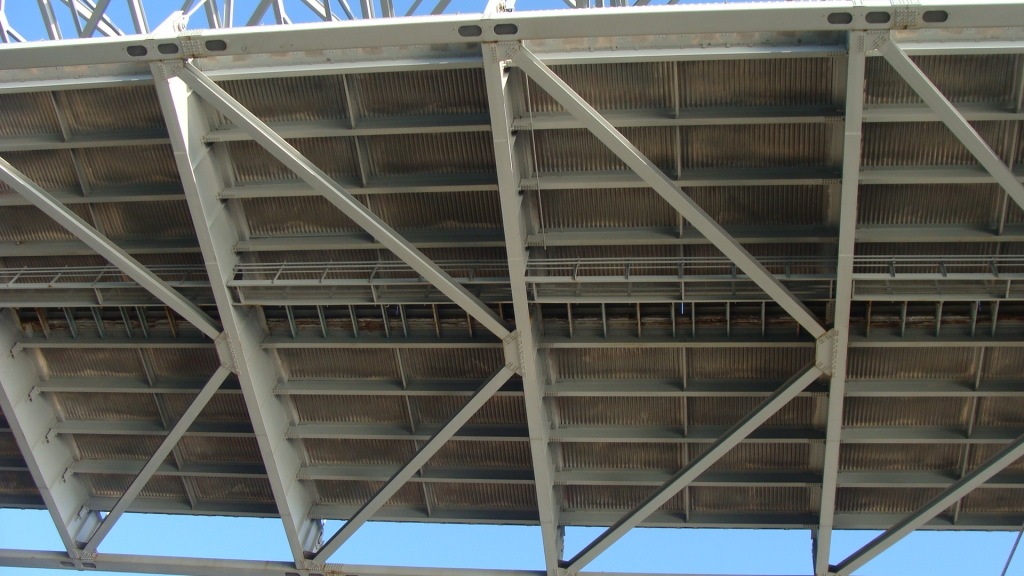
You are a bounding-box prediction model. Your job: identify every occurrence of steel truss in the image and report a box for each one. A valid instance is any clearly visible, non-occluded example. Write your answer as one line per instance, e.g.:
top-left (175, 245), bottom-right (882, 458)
top-left (1, 2), bottom-right (1024, 576)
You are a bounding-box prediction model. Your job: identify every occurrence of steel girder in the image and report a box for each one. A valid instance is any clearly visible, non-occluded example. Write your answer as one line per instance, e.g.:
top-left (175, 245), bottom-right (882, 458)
top-left (3, 2), bottom-right (1024, 71)
top-left (152, 64), bottom-right (326, 566)
top-left (156, 58), bottom-right (532, 568)
top-left (497, 41), bottom-right (835, 573)
top-left (813, 30), bottom-right (866, 576)
top-left (483, 45), bottom-right (563, 575)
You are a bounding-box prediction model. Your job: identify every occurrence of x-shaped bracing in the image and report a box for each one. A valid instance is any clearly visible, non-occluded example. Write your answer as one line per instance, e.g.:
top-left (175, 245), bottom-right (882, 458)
top-left (815, 31), bottom-right (1024, 575)
top-left (0, 152), bottom-right (236, 559)
top-left (492, 42), bottom-right (834, 574)
top-left (169, 60), bottom-right (527, 568)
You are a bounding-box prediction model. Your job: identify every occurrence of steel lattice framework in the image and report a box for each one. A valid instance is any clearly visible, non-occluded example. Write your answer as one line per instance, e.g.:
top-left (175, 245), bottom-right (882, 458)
top-left (1, 1), bottom-right (1024, 575)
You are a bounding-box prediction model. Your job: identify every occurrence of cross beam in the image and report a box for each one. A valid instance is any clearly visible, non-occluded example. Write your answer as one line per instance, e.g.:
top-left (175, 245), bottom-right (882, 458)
top-left (175, 61), bottom-right (512, 341)
top-left (0, 157), bottom-right (222, 340)
top-left (878, 32), bottom-right (1024, 213)
top-left (311, 366), bottom-right (515, 564)
top-left (507, 43), bottom-right (826, 339)
top-left (81, 365), bottom-right (232, 554)
top-left (813, 30), bottom-right (866, 576)
top-left (831, 431), bottom-right (1024, 576)
top-left (562, 363), bottom-right (824, 574)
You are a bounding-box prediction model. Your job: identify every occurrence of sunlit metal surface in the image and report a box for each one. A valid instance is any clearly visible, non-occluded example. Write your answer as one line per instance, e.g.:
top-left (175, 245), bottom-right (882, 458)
top-left (1, 1), bottom-right (1024, 575)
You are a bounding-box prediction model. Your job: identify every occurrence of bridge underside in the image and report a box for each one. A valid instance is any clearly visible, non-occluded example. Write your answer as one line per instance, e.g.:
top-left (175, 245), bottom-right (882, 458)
top-left (1, 2), bottom-right (1024, 575)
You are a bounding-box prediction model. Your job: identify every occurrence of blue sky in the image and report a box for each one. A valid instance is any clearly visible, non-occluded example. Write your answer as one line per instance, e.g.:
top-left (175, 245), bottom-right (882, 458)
top-left (2, 507), bottom-right (1024, 575)
top-left (3, 1), bottom-right (1024, 575)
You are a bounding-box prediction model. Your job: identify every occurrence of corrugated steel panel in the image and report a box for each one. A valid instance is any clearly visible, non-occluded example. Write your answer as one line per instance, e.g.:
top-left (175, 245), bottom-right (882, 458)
top-left (690, 486), bottom-right (811, 512)
top-left (77, 145), bottom-right (180, 187)
top-left (0, 471), bottom-right (39, 495)
top-left (279, 348), bottom-right (399, 379)
top-left (0, 150), bottom-right (78, 192)
top-left (365, 132), bottom-right (494, 177)
top-left (702, 443), bottom-right (810, 471)
top-left (961, 489), bottom-right (1024, 514)
top-left (177, 436), bottom-right (263, 463)
top-left (975, 398), bottom-right (1024, 428)
top-left (351, 69), bottom-right (488, 118)
top-left (0, 92), bottom-right (59, 136)
top-left (293, 395), bottom-right (408, 424)
top-left (527, 63), bottom-right (674, 113)
top-left (314, 479), bottom-right (422, 506)
top-left (858, 184), bottom-right (1002, 226)
top-left (533, 127), bottom-right (673, 173)
top-left (134, 252), bottom-right (205, 266)
top-left (552, 349), bottom-right (684, 380)
top-left (74, 434), bottom-right (163, 461)
top-left (228, 138), bottom-right (358, 182)
top-left (368, 191), bottom-right (502, 230)
top-left (414, 396), bottom-right (525, 426)
top-left (864, 55), bottom-right (1020, 105)
top-left (54, 392), bottom-right (160, 421)
top-left (681, 124), bottom-right (830, 169)
top-left (540, 244), bottom-right (679, 261)
top-left (538, 186), bottom-right (828, 229)
top-left (428, 441), bottom-right (531, 468)
top-left (244, 191), bottom-right (501, 236)
top-left (556, 397), bottom-right (683, 427)
top-left (162, 393), bottom-right (249, 423)
top-left (193, 477), bottom-right (275, 502)
top-left (60, 85), bottom-right (165, 132)
top-left (563, 485), bottom-right (683, 511)
top-left (148, 348), bottom-right (222, 380)
top-left (538, 188), bottom-right (675, 229)
top-left (839, 444), bottom-right (960, 471)
top-left (430, 483), bottom-right (536, 509)
top-left (688, 397), bottom-right (814, 427)
top-left (2, 255), bottom-right (107, 269)
top-left (562, 443), bottom-right (685, 470)
top-left (847, 347), bottom-right (975, 380)
top-left (217, 76), bottom-right (349, 124)
top-left (982, 348), bottom-right (1024, 380)
top-left (967, 445), bottom-right (1024, 472)
top-left (90, 201), bottom-right (196, 240)
top-left (836, 487), bottom-right (945, 513)
top-left (0, 432), bottom-right (21, 457)
top-left (843, 398), bottom-right (969, 427)
top-left (686, 185), bottom-right (828, 226)
top-left (400, 348), bottom-right (506, 380)
top-left (680, 58), bottom-right (837, 108)
top-left (243, 196), bottom-right (360, 236)
top-left (86, 474), bottom-right (186, 499)
top-left (305, 439), bottom-right (415, 466)
top-left (861, 121), bottom-right (1017, 166)
top-left (855, 241), bottom-right (999, 258)
top-left (688, 348), bottom-right (814, 380)
top-left (40, 348), bottom-right (144, 379)
top-left (0, 205), bottom-right (88, 242)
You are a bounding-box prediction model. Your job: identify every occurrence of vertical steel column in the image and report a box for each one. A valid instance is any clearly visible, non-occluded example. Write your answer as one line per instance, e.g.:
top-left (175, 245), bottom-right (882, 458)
top-left (151, 63), bottom-right (324, 568)
top-left (483, 44), bottom-right (563, 575)
top-left (813, 30), bottom-right (867, 576)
